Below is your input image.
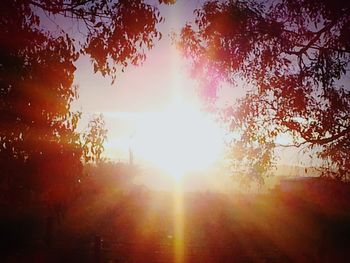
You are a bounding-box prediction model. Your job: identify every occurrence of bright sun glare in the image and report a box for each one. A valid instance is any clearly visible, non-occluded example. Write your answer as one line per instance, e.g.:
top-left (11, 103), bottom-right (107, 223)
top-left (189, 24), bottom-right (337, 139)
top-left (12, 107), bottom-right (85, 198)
top-left (132, 93), bottom-right (224, 179)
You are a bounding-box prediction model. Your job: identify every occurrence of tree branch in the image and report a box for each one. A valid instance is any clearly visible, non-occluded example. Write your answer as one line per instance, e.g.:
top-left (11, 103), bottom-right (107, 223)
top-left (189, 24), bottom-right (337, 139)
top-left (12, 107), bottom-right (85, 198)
top-left (284, 21), bottom-right (337, 56)
top-left (300, 125), bottom-right (350, 145)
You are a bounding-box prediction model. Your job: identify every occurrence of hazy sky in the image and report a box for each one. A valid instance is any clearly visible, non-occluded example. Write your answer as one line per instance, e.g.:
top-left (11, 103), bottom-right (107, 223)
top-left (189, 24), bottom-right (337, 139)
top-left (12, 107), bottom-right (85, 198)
top-left (71, 0), bottom-right (229, 161)
top-left (68, 0), bottom-right (313, 169)
top-left (33, 0), bottom-right (336, 191)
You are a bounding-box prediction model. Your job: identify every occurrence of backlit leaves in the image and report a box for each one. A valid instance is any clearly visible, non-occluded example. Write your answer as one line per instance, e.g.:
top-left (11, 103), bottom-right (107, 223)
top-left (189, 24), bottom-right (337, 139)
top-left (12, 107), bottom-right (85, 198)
top-left (179, 0), bottom-right (350, 182)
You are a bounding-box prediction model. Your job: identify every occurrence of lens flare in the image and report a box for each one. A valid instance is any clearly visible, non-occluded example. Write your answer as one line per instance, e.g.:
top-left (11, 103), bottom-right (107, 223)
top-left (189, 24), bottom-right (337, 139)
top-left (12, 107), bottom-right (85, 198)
top-left (173, 179), bottom-right (185, 263)
top-left (132, 93), bottom-right (224, 179)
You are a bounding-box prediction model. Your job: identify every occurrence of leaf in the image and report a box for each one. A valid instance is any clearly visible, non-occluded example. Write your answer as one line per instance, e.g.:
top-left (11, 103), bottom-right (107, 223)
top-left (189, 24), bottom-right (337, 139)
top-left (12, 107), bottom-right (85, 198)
top-left (95, 22), bottom-right (103, 28)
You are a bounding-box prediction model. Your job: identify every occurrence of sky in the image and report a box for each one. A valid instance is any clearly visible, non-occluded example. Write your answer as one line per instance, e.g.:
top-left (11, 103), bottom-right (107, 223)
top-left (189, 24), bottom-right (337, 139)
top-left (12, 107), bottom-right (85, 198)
top-left (35, 0), bottom-right (250, 191)
top-left (68, 0), bottom-right (303, 171)
top-left (36, 0), bottom-right (327, 191)
top-left (66, 0), bottom-right (250, 191)
top-left (71, 0), bottom-right (227, 160)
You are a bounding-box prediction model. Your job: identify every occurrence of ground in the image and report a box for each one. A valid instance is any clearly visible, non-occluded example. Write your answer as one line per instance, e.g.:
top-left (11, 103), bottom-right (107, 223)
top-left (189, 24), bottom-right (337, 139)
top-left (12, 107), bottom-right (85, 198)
top-left (1, 187), bottom-right (350, 262)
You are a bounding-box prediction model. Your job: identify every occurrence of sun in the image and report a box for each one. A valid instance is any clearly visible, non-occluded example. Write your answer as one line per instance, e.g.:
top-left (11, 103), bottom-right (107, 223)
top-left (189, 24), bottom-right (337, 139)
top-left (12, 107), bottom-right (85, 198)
top-left (131, 93), bottom-right (224, 179)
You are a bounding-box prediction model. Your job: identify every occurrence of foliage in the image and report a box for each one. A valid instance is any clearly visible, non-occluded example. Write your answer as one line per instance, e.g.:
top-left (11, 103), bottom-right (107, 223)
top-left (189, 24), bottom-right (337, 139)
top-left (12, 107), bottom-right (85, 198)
top-left (0, 0), bottom-right (174, 204)
top-left (178, 0), bottom-right (350, 183)
top-left (28, 0), bottom-right (175, 82)
top-left (82, 161), bottom-right (137, 194)
top-left (0, 0), bottom-right (82, 204)
top-left (83, 114), bottom-right (108, 163)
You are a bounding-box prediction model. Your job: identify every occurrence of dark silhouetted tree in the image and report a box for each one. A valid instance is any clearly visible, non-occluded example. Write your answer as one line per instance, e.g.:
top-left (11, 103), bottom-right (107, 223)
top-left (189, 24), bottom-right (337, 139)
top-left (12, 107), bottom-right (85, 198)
top-left (0, 0), bottom-right (174, 205)
top-left (178, 0), bottom-right (350, 183)
top-left (0, 1), bottom-right (82, 204)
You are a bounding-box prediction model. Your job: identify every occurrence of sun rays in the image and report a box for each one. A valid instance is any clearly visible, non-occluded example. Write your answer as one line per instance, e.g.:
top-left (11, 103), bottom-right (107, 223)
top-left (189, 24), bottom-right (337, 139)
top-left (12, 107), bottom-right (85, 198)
top-left (131, 92), bottom-right (225, 180)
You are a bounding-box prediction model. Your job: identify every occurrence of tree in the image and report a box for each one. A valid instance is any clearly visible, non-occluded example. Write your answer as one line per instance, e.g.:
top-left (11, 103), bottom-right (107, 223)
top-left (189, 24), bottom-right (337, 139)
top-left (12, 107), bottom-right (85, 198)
top-left (178, 0), bottom-right (350, 183)
top-left (0, 0), bottom-right (174, 204)
top-left (28, 0), bottom-right (175, 82)
top-left (0, 1), bottom-right (82, 204)
top-left (83, 114), bottom-right (108, 164)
